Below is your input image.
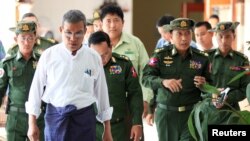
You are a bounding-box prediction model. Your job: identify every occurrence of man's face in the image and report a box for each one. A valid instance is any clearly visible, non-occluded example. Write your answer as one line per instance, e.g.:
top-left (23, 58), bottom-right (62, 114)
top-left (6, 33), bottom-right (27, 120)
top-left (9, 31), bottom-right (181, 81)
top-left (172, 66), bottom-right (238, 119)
top-left (102, 14), bottom-right (124, 39)
top-left (90, 41), bottom-right (112, 66)
top-left (171, 29), bottom-right (192, 52)
top-left (60, 21), bottom-right (86, 51)
top-left (15, 33), bottom-right (37, 54)
top-left (93, 19), bottom-right (102, 32)
top-left (194, 26), bottom-right (213, 48)
top-left (216, 30), bottom-right (235, 52)
top-left (208, 18), bottom-right (219, 29)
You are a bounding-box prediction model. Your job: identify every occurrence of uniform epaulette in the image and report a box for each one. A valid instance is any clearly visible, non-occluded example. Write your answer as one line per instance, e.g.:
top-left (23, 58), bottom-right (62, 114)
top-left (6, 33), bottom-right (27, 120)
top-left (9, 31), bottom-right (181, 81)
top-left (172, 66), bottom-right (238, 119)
top-left (40, 37), bottom-right (57, 44)
top-left (234, 51), bottom-right (249, 60)
top-left (10, 44), bottom-right (18, 49)
top-left (1, 54), bottom-right (15, 62)
top-left (154, 47), bottom-right (165, 53)
top-left (112, 53), bottom-right (130, 61)
top-left (192, 48), bottom-right (209, 57)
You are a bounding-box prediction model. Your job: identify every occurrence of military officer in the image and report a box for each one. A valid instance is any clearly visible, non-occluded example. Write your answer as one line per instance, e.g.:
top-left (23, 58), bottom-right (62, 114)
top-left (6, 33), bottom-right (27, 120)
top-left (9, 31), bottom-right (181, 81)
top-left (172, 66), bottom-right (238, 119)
top-left (8, 12), bottom-right (57, 55)
top-left (208, 21), bottom-right (249, 109)
top-left (89, 31), bottom-right (143, 141)
top-left (142, 18), bottom-right (211, 141)
top-left (0, 21), bottom-right (45, 141)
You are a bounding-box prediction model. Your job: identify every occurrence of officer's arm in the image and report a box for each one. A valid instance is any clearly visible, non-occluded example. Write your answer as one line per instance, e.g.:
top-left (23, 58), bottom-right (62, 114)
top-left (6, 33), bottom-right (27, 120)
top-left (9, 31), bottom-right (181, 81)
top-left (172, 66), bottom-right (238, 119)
top-left (126, 61), bottom-right (143, 125)
top-left (225, 59), bottom-right (250, 105)
top-left (142, 54), bottom-right (162, 90)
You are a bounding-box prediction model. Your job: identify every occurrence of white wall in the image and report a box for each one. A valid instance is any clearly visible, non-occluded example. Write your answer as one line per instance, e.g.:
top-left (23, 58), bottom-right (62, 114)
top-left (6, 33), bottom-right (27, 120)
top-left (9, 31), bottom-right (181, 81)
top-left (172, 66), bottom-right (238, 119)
top-left (0, 0), bottom-right (17, 50)
top-left (31, 0), bottom-right (132, 41)
top-left (0, 0), bottom-right (132, 50)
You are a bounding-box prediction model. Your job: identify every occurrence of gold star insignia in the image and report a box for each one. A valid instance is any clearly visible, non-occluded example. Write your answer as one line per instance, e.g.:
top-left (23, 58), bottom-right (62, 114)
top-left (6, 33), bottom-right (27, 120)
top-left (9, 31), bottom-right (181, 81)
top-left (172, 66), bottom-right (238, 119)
top-left (180, 21), bottom-right (187, 27)
top-left (220, 25), bottom-right (225, 30)
top-left (22, 24), bottom-right (29, 31)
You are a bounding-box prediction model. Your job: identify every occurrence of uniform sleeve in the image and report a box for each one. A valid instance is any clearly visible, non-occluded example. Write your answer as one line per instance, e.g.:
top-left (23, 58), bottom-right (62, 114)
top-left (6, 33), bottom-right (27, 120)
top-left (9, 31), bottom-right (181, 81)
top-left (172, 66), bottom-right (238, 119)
top-left (136, 40), bottom-right (154, 103)
top-left (227, 59), bottom-right (250, 105)
top-left (125, 61), bottom-right (143, 125)
top-left (0, 62), bottom-right (8, 105)
top-left (142, 53), bottom-right (163, 91)
top-left (94, 57), bottom-right (113, 122)
top-left (25, 53), bottom-right (47, 118)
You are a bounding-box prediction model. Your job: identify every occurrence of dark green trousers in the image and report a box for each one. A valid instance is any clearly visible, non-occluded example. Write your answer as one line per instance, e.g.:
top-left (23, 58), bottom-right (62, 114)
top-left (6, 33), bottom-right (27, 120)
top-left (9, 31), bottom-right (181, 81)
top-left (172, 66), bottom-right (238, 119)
top-left (6, 111), bottom-right (45, 141)
top-left (155, 107), bottom-right (194, 141)
top-left (96, 120), bottom-right (127, 141)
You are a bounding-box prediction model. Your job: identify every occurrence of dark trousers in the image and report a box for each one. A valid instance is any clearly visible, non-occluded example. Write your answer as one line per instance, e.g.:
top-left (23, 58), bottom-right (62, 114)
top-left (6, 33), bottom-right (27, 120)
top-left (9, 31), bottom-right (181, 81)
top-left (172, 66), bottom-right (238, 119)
top-left (45, 104), bottom-right (95, 141)
top-left (155, 107), bottom-right (194, 141)
top-left (6, 110), bottom-right (45, 141)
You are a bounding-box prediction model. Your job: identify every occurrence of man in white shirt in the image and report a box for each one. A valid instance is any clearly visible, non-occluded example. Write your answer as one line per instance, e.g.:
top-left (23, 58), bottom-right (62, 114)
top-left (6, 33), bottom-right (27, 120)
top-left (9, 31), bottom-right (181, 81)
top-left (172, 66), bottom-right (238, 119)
top-left (25, 10), bottom-right (113, 141)
top-left (194, 21), bottom-right (216, 51)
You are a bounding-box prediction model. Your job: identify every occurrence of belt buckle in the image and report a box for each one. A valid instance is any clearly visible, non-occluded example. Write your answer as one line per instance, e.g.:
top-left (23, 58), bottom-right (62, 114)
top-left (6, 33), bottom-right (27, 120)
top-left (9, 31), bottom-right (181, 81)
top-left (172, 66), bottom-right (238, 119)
top-left (178, 106), bottom-right (185, 112)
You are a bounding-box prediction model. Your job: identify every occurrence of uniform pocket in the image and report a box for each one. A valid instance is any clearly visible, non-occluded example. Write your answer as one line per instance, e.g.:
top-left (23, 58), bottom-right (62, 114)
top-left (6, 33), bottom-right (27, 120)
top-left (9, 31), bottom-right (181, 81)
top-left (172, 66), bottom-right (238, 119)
top-left (9, 70), bottom-right (23, 86)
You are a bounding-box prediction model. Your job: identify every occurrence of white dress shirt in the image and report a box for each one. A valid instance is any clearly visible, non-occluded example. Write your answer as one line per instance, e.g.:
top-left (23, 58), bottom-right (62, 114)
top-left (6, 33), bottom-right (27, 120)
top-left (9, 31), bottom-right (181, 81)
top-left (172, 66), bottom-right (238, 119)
top-left (25, 43), bottom-right (113, 122)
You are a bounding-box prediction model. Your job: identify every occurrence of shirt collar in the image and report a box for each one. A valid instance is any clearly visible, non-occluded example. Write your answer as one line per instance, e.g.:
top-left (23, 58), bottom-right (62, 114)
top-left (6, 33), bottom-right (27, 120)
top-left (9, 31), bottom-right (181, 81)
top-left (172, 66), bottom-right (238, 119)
top-left (114, 32), bottom-right (130, 48)
top-left (16, 50), bottom-right (38, 61)
top-left (171, 45), bottom-right (193, 57)
top-left (214, 48), bottom-right (234, 58)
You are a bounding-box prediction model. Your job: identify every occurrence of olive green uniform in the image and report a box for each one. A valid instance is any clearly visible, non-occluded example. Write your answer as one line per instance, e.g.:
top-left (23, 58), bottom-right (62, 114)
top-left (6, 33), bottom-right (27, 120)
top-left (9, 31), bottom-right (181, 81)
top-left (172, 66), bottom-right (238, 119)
top-left (0, 51), bottom-right (44, 141)
top-left (96, 53), bottom-right (143, 141)
top-left (208, 49), bottom-right (249, 110)
top-left (142, 45), bottom-right (211, 141)
top-left (7, 36), bottom-right (57, 55)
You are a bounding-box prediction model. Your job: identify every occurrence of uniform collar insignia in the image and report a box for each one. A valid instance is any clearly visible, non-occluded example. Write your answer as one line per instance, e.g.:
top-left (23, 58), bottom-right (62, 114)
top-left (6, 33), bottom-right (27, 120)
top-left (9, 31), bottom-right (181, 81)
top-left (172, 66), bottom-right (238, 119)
top-left (111, 56), bottom-right (116, 63)
top-left (36, 38), bottom-right (41, 45)
top-left (33, 61), bottom-right (38, 69)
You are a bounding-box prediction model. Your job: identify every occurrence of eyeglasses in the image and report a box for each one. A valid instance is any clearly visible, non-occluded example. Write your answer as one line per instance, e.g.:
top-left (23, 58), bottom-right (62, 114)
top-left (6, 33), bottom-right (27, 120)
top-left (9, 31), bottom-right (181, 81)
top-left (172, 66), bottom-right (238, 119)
top-left (19, 36), bottom-right (35, 42)
top-left (64, 31), bottom-right (84, 39)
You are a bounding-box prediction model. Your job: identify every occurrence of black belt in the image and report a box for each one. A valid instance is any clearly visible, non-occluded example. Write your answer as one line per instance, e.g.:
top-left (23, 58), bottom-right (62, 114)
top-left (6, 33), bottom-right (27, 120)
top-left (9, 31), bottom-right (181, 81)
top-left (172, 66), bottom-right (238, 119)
top-left (9, 107), bottom-right (26, 113)
top-left (157, 103), bottom-right (194, 112)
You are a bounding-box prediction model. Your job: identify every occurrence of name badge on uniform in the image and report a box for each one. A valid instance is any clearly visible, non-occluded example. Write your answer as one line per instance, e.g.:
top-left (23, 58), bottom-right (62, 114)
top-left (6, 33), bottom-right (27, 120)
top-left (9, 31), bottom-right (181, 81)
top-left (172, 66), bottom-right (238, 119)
top-left (33, 61), bottom-right (38, 69)
top-left (189, 60), bottom-right (202, 70)
top-left (109, 65), bottom-right (122, 74)
top-left (164, 56), bottom-right (173, 66)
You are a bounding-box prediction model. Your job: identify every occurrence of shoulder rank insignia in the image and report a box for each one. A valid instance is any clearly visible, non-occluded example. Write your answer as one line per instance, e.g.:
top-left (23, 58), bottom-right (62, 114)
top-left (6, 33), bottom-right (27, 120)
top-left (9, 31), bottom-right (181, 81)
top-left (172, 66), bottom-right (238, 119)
top-left (154, 48), bottom-right (164, 53)
top-left (33, 61), bottom-right (38, 69)
top-left (199, 51), bottom-right (208, 56)
top-left (120, 55), bottom-right (129, 61)
top-left (109, 65), bottom-right (122, 74)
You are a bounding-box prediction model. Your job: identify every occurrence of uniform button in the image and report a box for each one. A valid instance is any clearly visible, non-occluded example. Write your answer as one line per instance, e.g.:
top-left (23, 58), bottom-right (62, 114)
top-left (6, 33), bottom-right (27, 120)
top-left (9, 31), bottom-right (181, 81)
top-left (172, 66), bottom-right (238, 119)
top-left (116, 118), bottom-right (119, 122)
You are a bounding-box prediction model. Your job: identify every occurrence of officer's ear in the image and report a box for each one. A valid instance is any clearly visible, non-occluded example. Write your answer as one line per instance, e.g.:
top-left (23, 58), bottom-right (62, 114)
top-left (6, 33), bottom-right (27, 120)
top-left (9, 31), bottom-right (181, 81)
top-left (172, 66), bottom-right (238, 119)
top-left (59, 26), bottom-right (63, 33)
top-left (14, 34), bottom-right (18, 42)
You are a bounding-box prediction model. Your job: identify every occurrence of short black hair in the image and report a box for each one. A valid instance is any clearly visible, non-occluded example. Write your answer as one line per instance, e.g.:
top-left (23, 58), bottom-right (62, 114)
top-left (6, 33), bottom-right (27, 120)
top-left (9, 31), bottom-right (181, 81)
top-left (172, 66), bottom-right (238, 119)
top-left (209, 14), bottom-right (220, 21)
top-left (88, 31), bottom-right (111, 48)
top-left (194, 21), bottom-right (212, 30)
top-left (62, 10), bottom-right (86, 26)
top-left (156, 15), bottom-right (175, 27)
top-left (100, 4), bottom-right (124, 21)
top-left (22, 12), bottom-right (38, 21)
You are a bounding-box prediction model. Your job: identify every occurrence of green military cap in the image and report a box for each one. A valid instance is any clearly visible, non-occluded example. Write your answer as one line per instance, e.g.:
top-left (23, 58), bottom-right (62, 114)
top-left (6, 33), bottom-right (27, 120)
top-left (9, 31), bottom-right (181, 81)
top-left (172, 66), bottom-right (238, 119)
top-left (162, 24), bottom-right (171, 32)
top-left (209, 21), bottom-right (240, 32)
top-left (14, 21), bottom-right (37, 34)
top-left (93, 10), bottom-right (100, 20)
top-left (86, 19), bottom-right (94, 26)
top-left (169, 18), bottom-right (195, 30)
